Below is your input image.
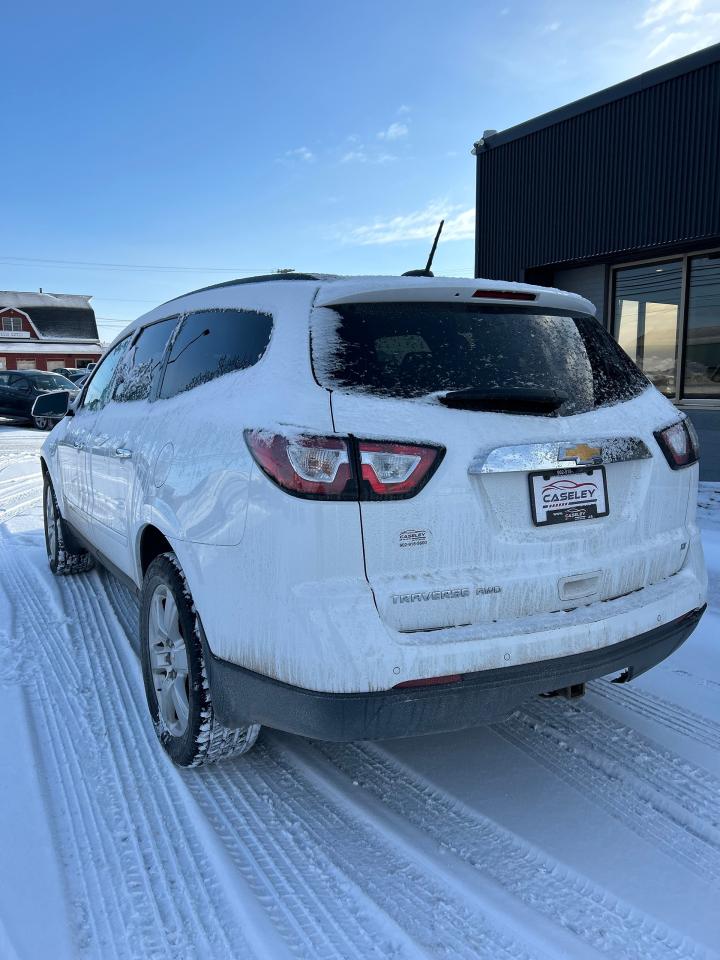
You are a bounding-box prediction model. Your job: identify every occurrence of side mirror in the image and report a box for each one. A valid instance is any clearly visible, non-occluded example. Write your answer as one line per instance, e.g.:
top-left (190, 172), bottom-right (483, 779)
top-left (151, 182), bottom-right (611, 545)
top-left (32, 390), bottom-right (72, 419)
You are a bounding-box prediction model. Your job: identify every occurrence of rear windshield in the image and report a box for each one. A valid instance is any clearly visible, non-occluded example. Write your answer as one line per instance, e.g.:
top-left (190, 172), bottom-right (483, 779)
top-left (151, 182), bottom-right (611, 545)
top-left (311, 302), bottom-right (649, 415)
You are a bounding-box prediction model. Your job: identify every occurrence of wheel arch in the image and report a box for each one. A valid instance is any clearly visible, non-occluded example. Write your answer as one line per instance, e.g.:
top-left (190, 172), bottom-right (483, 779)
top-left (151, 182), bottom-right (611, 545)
top-left (137, 523), bottom-right (175, 579)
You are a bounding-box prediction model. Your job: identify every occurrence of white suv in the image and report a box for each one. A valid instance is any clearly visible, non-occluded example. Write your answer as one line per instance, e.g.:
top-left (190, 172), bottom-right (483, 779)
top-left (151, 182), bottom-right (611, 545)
top-left (35, 274), bottom-right (707, 766)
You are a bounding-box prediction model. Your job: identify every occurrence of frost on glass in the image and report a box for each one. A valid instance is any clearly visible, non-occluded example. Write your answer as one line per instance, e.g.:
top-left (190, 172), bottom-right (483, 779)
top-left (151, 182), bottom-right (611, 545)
top-left (311, 302), bottom-right (649, 416)
top-left (112, 317), bottom-right (177, 404)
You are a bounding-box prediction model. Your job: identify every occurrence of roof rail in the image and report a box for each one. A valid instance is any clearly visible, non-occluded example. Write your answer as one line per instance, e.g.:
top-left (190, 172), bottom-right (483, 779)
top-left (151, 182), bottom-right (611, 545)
top-left (163, 272), bottom-right (340, 305)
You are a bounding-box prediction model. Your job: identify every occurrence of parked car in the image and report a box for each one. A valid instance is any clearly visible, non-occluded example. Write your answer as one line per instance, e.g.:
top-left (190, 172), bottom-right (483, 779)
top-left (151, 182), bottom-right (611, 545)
top-left (34, 273), bottom-right (707, 767)
top-left (53, 367), bottom-right (91, 383)
top-left (0, 370), bottom-right (78, 429)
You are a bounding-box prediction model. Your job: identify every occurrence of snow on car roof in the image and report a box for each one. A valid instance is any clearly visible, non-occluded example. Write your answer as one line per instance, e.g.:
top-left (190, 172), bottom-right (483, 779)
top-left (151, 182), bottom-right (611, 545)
top-left (160, 272), bottom-right (594, 311)
top-left (110, 273), bottom-right (596, 351)
top-left (313, 275), bottom-right (595, 315)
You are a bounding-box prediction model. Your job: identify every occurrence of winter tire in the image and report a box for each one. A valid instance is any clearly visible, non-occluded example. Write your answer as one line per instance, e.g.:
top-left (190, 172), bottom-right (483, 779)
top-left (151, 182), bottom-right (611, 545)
top-left (140, 552), bottom-right (260, 767)
top-left (43, 477), bottom-right (95, 576)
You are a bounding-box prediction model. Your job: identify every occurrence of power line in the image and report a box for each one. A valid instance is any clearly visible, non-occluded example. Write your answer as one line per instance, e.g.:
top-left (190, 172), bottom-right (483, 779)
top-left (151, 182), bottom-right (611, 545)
top-left (0, 255), bottom-right (272, 275)
top-left (92, 296), bottom-right (161, 304)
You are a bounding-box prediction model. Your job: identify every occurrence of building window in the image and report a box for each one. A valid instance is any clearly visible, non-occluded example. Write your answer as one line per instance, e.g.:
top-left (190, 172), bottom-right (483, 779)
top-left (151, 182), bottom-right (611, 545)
top-left (613, 260), bottom-right (682, 398)
top-left (16, 359), bottom-right (37, 370)
top-left (613, 251), bottom-right (720, 402)
top-left (683, 255), bottom-right (720, 399)
top-left (2, 317), bottom-right (23, 332)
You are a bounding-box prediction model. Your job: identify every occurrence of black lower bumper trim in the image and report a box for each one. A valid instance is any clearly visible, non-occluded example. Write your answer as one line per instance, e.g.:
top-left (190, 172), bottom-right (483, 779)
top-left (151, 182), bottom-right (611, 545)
top-left (206, 605), bottom-right (706, 742)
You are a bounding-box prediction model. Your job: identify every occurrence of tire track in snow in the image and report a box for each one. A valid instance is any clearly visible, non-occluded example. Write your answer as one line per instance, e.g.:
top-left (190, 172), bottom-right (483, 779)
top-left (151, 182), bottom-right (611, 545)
top-left (588, 679), bottom-right (720, 750)
top-left (30, 663), bottom-right (144, 958)
top-left (0, 475), bottom-right (43, 520)
top-left (496, 698), bottom-right (720, 886)
top-left (97, 567), bottom-right (139, 650)
top-left (187, 743), bottom-right (540, 960)
top-left (188, 757), bottom-right (407, 960)
top-left (64, 572), bottom-right (262, 960)
top-left (308, 740), bottom-right (712, 960)
top-left (0, 533), bottom-right (257, 960)
top-left (0, 540), bottom-right (168, 958)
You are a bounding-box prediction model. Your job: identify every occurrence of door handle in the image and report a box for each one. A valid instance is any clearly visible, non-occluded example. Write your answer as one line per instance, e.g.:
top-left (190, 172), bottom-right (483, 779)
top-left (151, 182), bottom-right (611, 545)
top-left (114, 447), bottom-right (133, 459)
top-left (73, 440), bottom-right (85, 450)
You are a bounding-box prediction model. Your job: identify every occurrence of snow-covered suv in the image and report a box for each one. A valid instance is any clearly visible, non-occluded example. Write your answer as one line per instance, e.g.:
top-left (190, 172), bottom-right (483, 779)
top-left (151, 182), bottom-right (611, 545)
top-left (34, 274), bottom-right (707, 766)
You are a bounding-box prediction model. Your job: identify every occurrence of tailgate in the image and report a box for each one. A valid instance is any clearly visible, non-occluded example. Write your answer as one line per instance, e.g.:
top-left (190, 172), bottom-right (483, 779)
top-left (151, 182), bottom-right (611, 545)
top-left (310, 290), bottom-right (694, 636)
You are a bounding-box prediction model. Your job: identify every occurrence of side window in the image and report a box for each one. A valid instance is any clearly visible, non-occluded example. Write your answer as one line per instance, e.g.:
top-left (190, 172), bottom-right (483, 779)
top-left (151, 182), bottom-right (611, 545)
top-left (159, 309), bottom-right (272, 400)
top-left (113, 317), bottom-right (177, 403)
top-left (82, 338), bottom-right (131, 412)
top-left (0, 373), bottom-right (10, 387)
top-left (12, 377), bottom-right (30, 393)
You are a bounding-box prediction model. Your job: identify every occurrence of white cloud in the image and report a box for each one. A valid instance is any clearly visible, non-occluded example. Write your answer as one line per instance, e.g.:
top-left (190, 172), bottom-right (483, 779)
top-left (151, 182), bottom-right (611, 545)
top-left (340, 146), bottom-right (398, 164)
top-left (341, 148), bottom-right (367, 163)
top-left (638, 0), bottom-right (720, 58)
top-left (377, 121), bottom-right (409, 141)
top-left (647, 30), bottom-right (691, 57)
top-left (397, 104), bottom-right (411, 115)
top-left (344, 200), bottom-right (475, 246)
top-left (640, 0), bottom-right (701, 27)
top-left (283, 146), bottom-right (315, 163)
top-left (541, 20), bottom-right (562, 33)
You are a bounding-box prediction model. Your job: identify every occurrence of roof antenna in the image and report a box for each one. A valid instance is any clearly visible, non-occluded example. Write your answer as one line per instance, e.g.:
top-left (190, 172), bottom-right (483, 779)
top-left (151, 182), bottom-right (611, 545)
top-left (402, 219), bottom-right (444, 277)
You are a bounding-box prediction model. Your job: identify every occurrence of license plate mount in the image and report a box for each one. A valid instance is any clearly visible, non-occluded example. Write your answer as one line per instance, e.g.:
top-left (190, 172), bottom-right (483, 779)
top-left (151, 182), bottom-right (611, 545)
top-left (529, 466), bottom-right (609, 527)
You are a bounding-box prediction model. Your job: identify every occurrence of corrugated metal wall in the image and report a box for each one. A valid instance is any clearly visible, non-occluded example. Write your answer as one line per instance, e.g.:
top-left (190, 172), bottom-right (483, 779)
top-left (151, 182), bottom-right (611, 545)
top-left (552, 264), bottom-right (607, 321)
top-left (475, 58), bottom-right (720, 281)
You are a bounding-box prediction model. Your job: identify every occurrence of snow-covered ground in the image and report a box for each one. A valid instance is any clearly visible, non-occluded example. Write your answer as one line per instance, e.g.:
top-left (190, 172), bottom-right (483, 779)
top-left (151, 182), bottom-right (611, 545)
top-left (1, 424), bottom-right (719, 960)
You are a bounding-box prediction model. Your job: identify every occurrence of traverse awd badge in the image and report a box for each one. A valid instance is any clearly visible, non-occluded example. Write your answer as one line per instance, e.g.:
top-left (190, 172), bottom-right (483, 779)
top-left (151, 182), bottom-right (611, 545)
top-left (559, 443), bottom-right (602, 466)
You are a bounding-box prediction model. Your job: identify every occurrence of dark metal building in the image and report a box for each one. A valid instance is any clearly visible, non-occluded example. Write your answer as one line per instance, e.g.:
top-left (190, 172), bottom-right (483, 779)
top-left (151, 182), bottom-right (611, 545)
top-left (473, 44), bottom-right (720, 479)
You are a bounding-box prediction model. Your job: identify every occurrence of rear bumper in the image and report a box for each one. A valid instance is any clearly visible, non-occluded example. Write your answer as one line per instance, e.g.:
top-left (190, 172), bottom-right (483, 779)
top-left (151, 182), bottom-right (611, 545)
top-left (207, 604), bottom-right (706, 741)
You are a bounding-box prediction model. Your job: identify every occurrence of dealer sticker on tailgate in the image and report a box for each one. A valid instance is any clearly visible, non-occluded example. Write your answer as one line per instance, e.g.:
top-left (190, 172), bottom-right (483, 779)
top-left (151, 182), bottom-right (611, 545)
top-left (529, 467), bottom-right (609, 526)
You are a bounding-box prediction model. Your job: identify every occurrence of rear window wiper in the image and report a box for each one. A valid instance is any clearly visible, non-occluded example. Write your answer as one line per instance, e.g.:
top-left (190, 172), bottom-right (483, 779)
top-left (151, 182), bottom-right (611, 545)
top-left (438, 386), bottom-right (569, 413)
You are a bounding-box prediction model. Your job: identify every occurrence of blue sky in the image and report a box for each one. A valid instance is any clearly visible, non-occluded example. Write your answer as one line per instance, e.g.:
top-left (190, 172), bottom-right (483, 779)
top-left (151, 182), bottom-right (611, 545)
top-left (2, 0), bottom-right (719, 340)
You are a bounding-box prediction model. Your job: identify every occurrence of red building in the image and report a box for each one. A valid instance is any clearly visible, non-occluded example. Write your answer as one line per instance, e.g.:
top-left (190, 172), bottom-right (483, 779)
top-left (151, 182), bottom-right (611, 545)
top-left (0, 291), bottom-right (102, 372)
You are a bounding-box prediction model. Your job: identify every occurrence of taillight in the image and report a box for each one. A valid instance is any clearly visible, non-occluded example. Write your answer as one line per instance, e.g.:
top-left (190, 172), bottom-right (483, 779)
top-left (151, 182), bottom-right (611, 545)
top-left (244, 432), bottom-right (356, 499)
top-left (654, 419), bottom-right (700, 469)
top-left (245, 431), bottom-right (444, 500)
top-left (472, 289), bottom-right (536, 301)
top-left (358, 440), bottom-right (442, 499)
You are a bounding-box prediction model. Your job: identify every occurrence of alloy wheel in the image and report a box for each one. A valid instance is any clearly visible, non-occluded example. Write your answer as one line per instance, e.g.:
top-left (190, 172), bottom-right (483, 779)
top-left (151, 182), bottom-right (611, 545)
top-left (148, 584), bottom-right (190, 736)
top-left (45, 485), bottom-right (57, 561)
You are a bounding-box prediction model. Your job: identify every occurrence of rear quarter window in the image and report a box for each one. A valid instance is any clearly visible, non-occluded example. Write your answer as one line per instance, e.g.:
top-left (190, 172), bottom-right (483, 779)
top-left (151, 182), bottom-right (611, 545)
top-left (311, 301), bottom-right (649, 416)
top-left (159, 308), bottom-right (272, 399)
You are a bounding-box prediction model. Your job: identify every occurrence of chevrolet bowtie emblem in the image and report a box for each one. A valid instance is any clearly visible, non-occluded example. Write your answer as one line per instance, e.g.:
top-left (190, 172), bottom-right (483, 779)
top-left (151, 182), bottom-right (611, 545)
top-left (560, 443), bottom-right (602, 465)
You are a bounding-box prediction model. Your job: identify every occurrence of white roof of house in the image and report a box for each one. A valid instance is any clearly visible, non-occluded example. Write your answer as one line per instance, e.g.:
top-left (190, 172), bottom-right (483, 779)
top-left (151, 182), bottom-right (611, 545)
top-left (0, 291), bottom-right (93, 309)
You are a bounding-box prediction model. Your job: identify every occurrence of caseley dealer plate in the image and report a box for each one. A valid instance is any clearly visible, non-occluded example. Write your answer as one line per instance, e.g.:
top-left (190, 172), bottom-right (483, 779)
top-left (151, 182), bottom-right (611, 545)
top-left (529, 466), bottom-right (609, 526)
